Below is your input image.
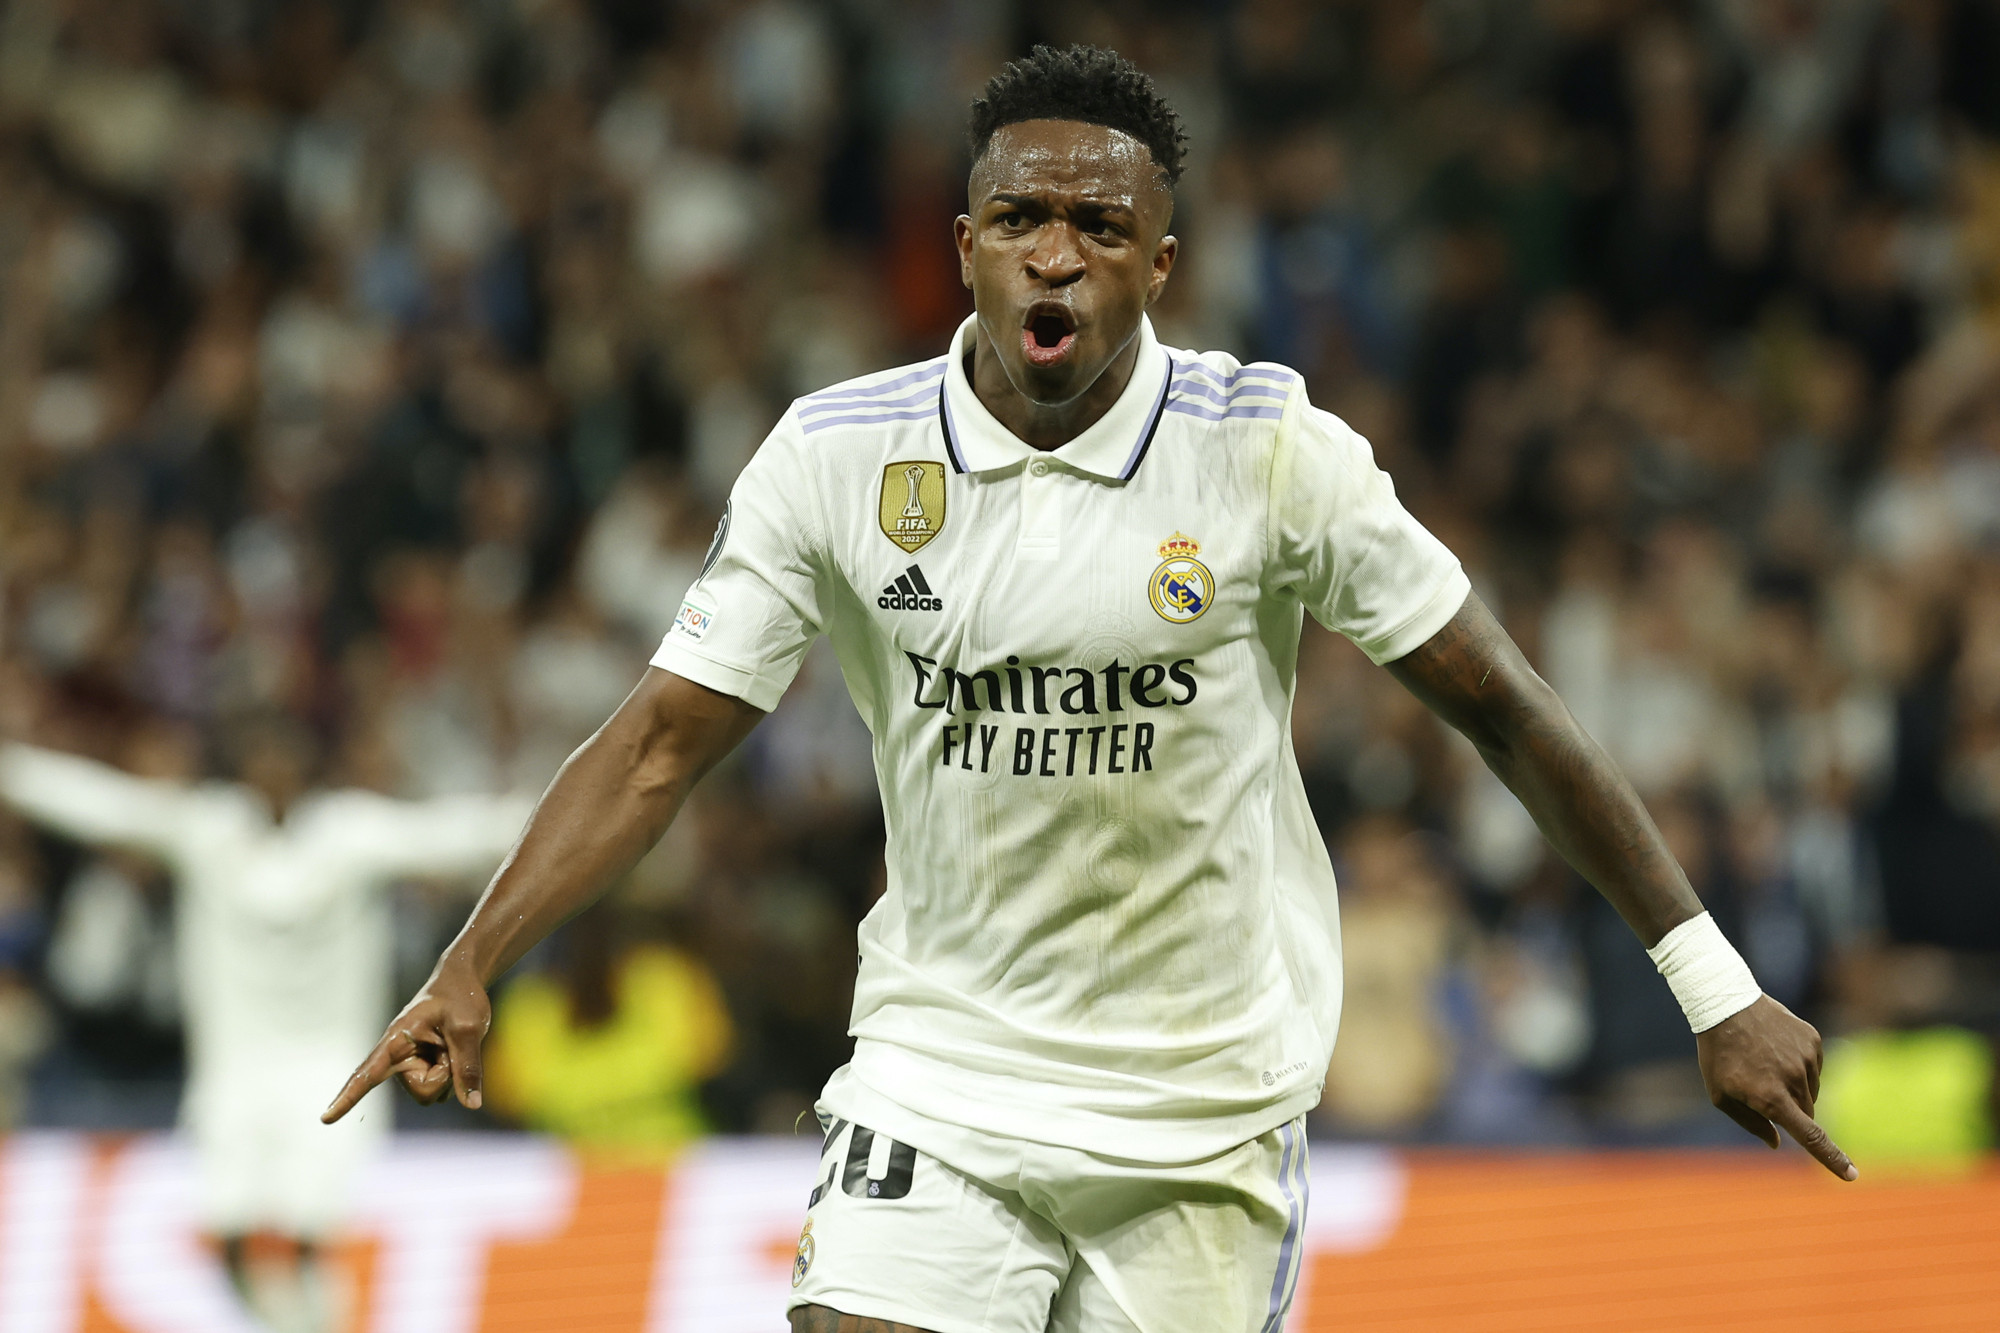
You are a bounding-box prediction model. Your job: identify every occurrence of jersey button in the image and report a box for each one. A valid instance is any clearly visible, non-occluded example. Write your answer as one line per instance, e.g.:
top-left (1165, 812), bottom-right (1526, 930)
top-left (1029, 459), bottom-right (1050, 476)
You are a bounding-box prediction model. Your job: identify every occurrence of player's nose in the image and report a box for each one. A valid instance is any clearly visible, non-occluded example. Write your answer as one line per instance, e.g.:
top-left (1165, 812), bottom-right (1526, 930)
top-left (1025, 226), bottom-right (1085, 286)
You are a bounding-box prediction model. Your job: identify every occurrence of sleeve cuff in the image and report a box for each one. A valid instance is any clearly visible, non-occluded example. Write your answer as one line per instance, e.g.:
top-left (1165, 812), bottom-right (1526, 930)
top-left (649, 639), bottom-right (789, 713)
top-left (1355, 569), bottom-right (1471, 666)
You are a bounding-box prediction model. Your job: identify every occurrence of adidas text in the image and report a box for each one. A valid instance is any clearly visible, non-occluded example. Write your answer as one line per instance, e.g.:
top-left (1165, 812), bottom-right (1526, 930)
top-left (879, 565), bottom-right (943, 612)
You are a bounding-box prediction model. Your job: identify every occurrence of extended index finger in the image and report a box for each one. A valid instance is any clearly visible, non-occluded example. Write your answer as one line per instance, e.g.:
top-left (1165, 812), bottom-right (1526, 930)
top-left (321, 1030), bottom-right (414, 1124)
top-left (1767, 1096), bottom-right (1858, 1181)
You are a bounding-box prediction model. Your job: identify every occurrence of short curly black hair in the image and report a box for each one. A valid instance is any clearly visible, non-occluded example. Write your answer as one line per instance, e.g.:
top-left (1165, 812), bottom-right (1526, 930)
top-left (968, 45), bottom-right (1187, 189)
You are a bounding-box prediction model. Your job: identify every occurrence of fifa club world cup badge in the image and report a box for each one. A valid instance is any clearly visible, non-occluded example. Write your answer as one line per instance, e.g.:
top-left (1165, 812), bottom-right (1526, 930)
top-left (880, 461), bottom-right (947, 554)
top-left (791, 1218), bottom-right (816, 1288)
top-left (1149, 532), bottom-right (1212, 624)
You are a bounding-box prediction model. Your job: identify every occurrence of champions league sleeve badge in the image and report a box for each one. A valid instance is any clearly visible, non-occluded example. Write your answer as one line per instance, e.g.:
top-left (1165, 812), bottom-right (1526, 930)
top-left (880, 461), bottom-right (947, 554)
top-left (1149, 532), bottom-right (1212, 624)
top-left (698, 500), bottom-right (731, 579)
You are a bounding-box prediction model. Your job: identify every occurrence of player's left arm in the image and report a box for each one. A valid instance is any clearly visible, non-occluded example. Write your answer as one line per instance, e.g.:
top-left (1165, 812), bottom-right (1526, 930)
top-left (346, 792), bottom-right (539, 882)
top-left (1385, 591), bottom-right (1857, 1181)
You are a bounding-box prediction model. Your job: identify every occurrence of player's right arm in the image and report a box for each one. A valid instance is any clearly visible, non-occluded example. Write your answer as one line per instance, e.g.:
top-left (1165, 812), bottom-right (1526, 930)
top-left (321, 667), bottom-right (762, 1120)
top-left (0, 742), bottom-right (190, 857)
top-left (328, 405), bottom-right (823, 1121)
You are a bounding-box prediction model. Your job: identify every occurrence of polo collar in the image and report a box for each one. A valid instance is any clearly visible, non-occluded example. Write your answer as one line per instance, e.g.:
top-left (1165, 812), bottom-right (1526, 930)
top-left (939, 312), bottom-right (1172, 481)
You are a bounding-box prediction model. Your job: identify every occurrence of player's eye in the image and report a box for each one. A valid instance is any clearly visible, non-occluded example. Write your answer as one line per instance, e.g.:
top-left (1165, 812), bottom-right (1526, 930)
top-left (996, 211), bottom-right (1027, 229)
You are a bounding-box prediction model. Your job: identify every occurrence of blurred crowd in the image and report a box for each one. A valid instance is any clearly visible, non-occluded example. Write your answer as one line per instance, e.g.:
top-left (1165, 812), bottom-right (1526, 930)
top-left (0, 0), bottom-right (1996, 1159)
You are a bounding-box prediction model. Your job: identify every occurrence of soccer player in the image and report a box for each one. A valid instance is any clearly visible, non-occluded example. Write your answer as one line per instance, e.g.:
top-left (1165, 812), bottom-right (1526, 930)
top-left (325, 46), bottom-right (1853, 1333)
top-left (0, 717), bottom-right (528, 1332)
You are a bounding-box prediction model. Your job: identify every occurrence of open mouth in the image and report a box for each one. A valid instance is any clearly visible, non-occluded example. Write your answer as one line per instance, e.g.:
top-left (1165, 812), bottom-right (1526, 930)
top-left (1022, 304), bottom-right (1078, 368)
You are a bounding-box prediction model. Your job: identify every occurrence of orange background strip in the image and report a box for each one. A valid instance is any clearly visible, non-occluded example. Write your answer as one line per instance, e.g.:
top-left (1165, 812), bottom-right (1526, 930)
top-left (18, 1139), bottom-right (2000, 1330)
top-left (1301, 1153), bottom-right (2000, 1331)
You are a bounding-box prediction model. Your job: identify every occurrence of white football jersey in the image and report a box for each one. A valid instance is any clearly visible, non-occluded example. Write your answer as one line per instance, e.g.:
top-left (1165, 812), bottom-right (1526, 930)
top-left (653, 314), bottom-right (1468, 1160)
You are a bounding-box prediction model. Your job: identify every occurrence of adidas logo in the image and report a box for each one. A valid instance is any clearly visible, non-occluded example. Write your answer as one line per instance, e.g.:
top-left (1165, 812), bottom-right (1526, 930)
top-left (878, 564), bottom-right (943, 612)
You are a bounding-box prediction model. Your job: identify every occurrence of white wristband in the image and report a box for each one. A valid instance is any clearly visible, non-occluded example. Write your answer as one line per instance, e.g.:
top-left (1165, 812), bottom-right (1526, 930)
top-left (1646, 912), bottom-right (1762, 1033)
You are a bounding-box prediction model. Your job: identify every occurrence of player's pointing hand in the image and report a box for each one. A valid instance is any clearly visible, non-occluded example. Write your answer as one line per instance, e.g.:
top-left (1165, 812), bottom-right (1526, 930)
top-left (323, 958), bottom-right (491, 1122)
top-left (1696, 995), bottom-right (1857, 1181)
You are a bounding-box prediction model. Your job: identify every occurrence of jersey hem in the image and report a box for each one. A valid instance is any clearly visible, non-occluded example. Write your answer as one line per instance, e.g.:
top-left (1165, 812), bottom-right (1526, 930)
top-left (1355, 569), bottom-right (1471, 665)
top-left (823, 1054), bottom-right (1324, 1170)
top-left (784, 1290), bottom-right (994, 1333)
top-left (649, 640), bottom-right (787, 712)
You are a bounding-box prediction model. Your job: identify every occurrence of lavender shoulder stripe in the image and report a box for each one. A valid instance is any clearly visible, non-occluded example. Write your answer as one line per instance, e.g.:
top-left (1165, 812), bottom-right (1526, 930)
top-left (1164, 400), bottom-right (1286, 422)
top-left (800, 405), bottom-right (940, 434)
top-left (800, 362), bottom-right (945, 404)
top-left (797, 380), bottom-right (942, 419)
top-left (1180, 359), bottom-right (1299, 384)
top-left (1169, 376), bottom-right (1291, 408)
top-left (1172, 359), bottom-right (1299, 390)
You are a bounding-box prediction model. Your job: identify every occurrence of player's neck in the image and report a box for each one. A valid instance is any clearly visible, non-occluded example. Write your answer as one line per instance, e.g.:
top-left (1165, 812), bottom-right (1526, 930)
top-left (967, 327), bottom-right (1141, 451)
top-left (249, 782), bottom-right (302, 825)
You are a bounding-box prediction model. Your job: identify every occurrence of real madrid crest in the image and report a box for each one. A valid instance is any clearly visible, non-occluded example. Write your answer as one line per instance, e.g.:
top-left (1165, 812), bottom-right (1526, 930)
top-left (792, 1217), bottom-right (816, 1288)
top-left (880, 461), bottom-right (947, 554)
top-left (1149, 532), bottom-right (1212, 624)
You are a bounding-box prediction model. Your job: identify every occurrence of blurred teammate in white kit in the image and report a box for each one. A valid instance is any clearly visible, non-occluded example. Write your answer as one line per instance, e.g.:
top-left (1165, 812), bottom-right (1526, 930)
top-left (0, 715), bottom-right (527, 1332)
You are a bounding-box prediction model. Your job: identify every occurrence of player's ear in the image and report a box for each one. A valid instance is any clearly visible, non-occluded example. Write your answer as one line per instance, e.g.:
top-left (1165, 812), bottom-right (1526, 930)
top-left (954, 215), bottom-right (976, 290)
top-left (1146, 235), bottom-right (1178, 306)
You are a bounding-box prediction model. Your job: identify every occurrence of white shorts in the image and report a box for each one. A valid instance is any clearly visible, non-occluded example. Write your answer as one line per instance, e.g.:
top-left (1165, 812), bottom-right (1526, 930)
top-left (785, 1101), bottom-right (1310, 1333)
top-left (183, 1054), bottom-right (386, 1239)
